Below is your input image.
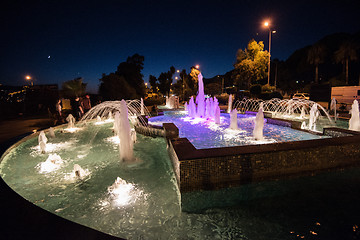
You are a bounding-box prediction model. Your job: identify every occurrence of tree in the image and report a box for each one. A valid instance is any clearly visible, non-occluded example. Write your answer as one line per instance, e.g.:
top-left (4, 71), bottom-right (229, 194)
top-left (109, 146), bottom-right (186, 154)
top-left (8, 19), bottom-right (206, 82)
top-left (189, 66), bottom-right (201, 83)
top-left (205, 82), bottom-right (222, 96)
top-left (180, 69), bottom-right (195, 100)
top-left (158, 66), bottom-right (175, 96)
top-left (98, 73), bottom-right (137, 100)
top-left (149, 75), bottom-right (158, 92)
top-left (62, 77), bottom-right (87, 98)
top-left (115, 53), bottom-right (146, 98)
top-left (233, 39), bottom-right (269, 89)
top-left (307, 43), bottom-right (326, 84)
top-left (99, 54), bottom-right (145, 100)
top-left (335, 38), bottom-right (359, 85)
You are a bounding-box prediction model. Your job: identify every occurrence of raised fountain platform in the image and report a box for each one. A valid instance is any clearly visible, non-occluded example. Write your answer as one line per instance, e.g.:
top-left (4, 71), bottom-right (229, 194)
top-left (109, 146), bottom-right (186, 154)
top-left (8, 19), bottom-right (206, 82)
top-left (160, 118), bottom-right (360, 193)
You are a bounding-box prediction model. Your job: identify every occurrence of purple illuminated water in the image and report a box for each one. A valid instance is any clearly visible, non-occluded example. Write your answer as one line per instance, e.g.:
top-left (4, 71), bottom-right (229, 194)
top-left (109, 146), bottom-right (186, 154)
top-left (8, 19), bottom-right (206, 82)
top-left (149, 111), bottom-right (329, 149)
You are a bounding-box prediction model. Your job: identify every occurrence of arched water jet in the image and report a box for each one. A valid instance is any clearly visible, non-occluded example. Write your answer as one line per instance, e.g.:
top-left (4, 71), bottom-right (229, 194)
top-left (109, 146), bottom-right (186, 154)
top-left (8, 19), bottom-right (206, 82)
top-left (234, 98), bottom-right (333, 125)
top-left (80, 100), bottom-right (151, 127)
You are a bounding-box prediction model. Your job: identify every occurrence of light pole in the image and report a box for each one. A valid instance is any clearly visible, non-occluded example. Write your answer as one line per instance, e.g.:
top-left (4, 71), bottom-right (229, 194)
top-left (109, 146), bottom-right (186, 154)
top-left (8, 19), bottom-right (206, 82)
top-left (25, 75), bottom-right (33, 86)
top-left (264, 21), bottom-right (276, 86)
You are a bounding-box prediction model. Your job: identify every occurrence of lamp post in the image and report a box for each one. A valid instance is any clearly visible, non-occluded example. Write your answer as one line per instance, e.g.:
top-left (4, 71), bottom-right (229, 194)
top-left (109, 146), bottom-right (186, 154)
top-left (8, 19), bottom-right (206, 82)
top-left (264, 21), bottom-right (276, 86)
top-left (25, 75), bottom-right (33, 86)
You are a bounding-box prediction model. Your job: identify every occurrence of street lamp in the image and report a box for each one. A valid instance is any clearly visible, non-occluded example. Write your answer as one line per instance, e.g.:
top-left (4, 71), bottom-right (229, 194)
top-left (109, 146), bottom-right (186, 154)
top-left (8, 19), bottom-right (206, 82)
top-left (264, 21), bottom-right (276, 86)
top-left (25, 75), bottom-right (33, 86)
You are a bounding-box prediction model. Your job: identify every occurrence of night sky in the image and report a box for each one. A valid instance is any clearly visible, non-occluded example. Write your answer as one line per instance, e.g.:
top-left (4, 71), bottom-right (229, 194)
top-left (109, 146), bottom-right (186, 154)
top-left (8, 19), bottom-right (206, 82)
top-left (1, 0), bottom-right (359, 93)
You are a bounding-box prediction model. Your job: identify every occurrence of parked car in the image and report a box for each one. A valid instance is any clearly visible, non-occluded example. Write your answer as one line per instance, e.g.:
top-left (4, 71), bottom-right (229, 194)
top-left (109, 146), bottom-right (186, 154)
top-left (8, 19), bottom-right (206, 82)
top-left (292, 93), bottom-right (310, 100)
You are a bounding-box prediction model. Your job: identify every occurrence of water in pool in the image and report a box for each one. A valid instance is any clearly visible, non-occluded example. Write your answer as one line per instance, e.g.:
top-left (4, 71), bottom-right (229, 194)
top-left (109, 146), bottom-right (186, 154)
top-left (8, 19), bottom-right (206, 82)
top-left (149, 111), bottom-right (329, 149)
top-left (1, 118), bottom-right (359, 239)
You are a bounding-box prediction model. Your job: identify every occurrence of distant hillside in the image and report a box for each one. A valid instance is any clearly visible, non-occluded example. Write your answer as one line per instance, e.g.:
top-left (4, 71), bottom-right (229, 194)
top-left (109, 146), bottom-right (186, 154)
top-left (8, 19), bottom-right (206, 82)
top-left (212, 31), bottom-right (360, 93)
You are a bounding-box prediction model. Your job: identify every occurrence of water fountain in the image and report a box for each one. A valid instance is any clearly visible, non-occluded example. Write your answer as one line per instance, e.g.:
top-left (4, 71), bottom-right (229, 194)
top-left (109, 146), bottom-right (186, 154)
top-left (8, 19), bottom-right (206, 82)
top-left (253, 103), bottom-right (264, 140)
top-left (186, 73), bottom-right (219, 120)
top-left (214, 105), bottom-right (221, 124)
top-left (227, 94), bottom-right (233, 113)
top-left (117, 100), bottom-right (133, 162)
top-left (141, 98), bottom-right (145, 115)
top-left (330, 98), bottom-right (337, 122)
top-left (349, 100), bottom-right (360, 131)
top-left (1, 94), bottom-right (360, 239)
top-left (38, 131), bottom-right (47, 153)
top-left (229, 109), bottom-right (238, 130)
top-left (37, 153), bottom-right (64, 173)
top-left (66, 114), bottom-right (75, 129)
top-left (308, 103), bottom-right (320, 131)
top-left (72, 164), bottom-right (89, 180)
top-left (49, 127), bottom-right (55, 138)
top-left (233, 98), bottom-right (334, 131)
top-left (166, 95), bottom-right (179, 109)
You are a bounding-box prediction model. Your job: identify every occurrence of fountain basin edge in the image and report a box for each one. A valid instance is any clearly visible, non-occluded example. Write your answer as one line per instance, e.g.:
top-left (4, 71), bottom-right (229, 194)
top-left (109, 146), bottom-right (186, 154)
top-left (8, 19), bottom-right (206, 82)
top-left (161, 121), bottom-right (360, 193)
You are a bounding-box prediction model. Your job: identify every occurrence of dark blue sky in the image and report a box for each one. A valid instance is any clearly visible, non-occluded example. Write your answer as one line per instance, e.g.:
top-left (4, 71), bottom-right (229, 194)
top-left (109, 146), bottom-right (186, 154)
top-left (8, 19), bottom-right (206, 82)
top-left (1, 0), bottom-right (359, 93)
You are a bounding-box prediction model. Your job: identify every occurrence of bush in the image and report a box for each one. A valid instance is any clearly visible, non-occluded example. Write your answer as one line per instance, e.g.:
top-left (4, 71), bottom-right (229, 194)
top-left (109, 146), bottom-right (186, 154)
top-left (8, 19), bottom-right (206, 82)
top-left (269, 91), bottom-right (283, 99)
top-left (144, 97), bottom-right (165, 106)
top-left (250, 84), bottom-right (262, 97)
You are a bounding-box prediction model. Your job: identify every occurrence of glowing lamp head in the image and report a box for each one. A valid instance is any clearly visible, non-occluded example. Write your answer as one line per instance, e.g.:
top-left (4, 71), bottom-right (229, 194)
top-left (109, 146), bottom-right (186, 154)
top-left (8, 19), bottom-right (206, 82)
top-left (264, 21), bottom-right (269, 27)
top-left (195, 65), bottom-right (200, 69)
top-left (26, 75), bottom-right (31, 80)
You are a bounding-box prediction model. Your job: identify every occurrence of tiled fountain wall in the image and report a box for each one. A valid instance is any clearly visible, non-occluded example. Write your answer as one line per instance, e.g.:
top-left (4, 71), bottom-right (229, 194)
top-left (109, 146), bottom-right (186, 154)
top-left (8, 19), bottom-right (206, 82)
top-left (162, 121), bottom-right (360, 193)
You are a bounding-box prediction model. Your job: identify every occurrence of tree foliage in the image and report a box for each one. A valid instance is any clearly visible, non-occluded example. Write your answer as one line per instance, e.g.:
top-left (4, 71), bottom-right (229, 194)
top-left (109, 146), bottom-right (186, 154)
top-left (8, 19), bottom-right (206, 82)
top-left (307, 43), bottom-right (326, 84)
top-left (61, 77), bottom-right (87, 98)
top-left (189, 66), bottom-right (201, 83)
top-left (157, 66), bottom-right (175, 96)
top-left (148, 75), bottom-right (158, 92)
top-left (98, 73), bottom-right (137, 100)
top-left (334, 38), bottom-right (359, 85)
top-left (233, 39), bottom-right (269, 89)
top-left (99, 54), bottom-right (145, 100)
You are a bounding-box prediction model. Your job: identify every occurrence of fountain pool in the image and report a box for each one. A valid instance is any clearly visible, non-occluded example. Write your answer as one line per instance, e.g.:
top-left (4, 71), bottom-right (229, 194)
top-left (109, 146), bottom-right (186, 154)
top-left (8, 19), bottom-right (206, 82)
top-left (1, 99), bottom-right (360, 239)
top-left (149, 111), bottom-right (329, 149)
top-left (1, 118), bottom-right (360, 239)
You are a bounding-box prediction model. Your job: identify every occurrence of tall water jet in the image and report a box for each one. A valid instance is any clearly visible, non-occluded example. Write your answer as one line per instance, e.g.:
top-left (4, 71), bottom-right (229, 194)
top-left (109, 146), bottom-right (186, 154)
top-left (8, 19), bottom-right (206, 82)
top-left (253, 103), bottom-right (264, 140)
top-left (349, 100), bottom-right (360, 131)
top-left (188, 97), bottom-right (196, 118)
top-left (38, 131), bottom-right (47, 154)
top-left (229, 109), bottom-right (238, 129)
top-left (141, 98), bottom-right (145, 115)
top-left (214, 105), bottom-right (221, 124)
top-left (308, 103), bottom-right (319, 131)
top-left (38, 131), bottom-right (47, 144)
top-left (227, 94), bottom-right (233, 113)
top-left (39, 141), bottom-right (46, 154)
top-left (300, 106), bottom-right (306, 119)
top-left (117, 100), bottom-right (134, 162)
top-left (49, 127), bottom-right (55, 138)
top-left (66, 114), bottom-right (75, 129)
top-left (330, 98), bottom-right (337, 122)
top-left (196, 73), bottom-right (205, 118)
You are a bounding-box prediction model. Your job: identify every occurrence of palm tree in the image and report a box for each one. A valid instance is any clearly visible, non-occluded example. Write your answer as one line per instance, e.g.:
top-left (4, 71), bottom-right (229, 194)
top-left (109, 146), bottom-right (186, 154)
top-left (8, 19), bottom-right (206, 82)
top-left (307, 43), bottom-right (326, 84)
top-left (335, 39), bottom-right (359, 85)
